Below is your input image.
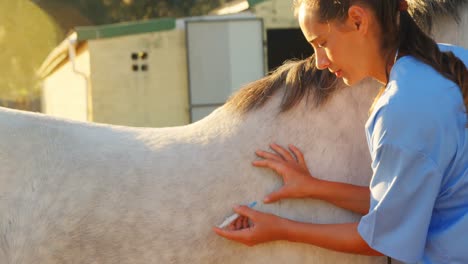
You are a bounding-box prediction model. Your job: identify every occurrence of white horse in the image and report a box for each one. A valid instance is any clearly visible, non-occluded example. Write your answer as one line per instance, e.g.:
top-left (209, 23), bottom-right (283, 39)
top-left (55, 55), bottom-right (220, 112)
top-left (0, 1), bottom-right (466, 263)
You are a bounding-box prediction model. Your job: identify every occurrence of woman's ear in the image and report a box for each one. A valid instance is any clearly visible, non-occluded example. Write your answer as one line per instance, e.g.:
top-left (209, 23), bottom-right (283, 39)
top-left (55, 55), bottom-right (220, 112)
top-left (347, 5), bottom-right (369, 34)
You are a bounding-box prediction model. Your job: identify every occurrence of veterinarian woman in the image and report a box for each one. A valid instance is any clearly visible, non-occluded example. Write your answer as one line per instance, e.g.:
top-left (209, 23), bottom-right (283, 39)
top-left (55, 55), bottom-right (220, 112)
top-left (213, 0), bottom-right (468, 263)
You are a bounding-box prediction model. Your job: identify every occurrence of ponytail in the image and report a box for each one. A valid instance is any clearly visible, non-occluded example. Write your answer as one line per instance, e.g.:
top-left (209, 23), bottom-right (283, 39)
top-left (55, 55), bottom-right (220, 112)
top-left (397, 10), bottom-right (467, 116)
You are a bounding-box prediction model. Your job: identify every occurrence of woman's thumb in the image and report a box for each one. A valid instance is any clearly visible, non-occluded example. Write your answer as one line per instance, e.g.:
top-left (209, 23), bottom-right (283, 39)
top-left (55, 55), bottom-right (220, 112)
top-left (234, 205), bottom-right (257, 219)
top-left (263, 188), bottom-right (286, 203)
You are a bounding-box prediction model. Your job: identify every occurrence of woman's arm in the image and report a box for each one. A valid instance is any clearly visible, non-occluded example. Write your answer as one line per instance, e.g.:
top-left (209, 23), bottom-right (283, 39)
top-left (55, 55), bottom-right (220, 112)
top-left (282, 220), bottom-right (380, 255)
top-left (310, 179), bottom-right (370, 215)
top-left (256, 143), bottom-right (370, 215)
top-left (213, 205), bottom-right (382, 256)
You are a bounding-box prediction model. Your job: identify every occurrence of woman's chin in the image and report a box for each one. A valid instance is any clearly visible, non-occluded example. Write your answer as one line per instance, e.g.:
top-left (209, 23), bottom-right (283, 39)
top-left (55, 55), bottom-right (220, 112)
top-left (342, 77), bottom-right (354, 86)
top-left (343, 75), bottom-right (366, 86)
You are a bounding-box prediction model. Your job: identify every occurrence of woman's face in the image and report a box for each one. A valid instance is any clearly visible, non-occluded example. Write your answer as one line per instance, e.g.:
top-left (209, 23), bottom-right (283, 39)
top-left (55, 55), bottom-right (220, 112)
top-left (298, 3), bottom-right (377, 85)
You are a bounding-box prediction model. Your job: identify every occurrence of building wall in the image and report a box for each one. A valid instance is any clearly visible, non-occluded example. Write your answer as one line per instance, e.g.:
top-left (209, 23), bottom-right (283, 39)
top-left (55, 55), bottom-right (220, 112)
top-left (88, 29), bottom-right (189, 127)
top-left (251, 0), bottom-right (306, 72)
top-left (42, 50), bottom-right (90, 121)
top-left (185, 19), bottom-right (264, 122)
top-left (252, 0), bottom-right (298, 29)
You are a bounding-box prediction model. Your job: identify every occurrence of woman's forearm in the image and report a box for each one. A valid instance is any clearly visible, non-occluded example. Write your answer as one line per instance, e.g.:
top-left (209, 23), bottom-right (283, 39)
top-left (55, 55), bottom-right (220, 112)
top-left (309, 179), bottom-right (370, 215)
top-left (279, 220), bottom-right (382, 256)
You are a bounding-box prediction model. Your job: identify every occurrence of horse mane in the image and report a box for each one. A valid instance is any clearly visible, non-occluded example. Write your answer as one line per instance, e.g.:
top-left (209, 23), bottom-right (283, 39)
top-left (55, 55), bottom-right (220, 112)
top-left (409, 0), bottom-right (468, 31)
top-left (225, 55), bottom-right (342, 114)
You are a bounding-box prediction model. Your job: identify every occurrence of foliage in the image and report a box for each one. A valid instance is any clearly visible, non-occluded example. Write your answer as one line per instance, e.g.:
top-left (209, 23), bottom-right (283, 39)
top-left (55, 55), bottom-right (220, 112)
top-left (0, 0), bottom-right (61, 101)
top-left (36, 0), bottom-right (233, 25)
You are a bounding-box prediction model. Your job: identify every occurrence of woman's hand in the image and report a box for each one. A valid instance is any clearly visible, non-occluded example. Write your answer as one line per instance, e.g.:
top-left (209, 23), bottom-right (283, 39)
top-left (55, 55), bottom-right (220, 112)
top-left (254, 143), bottom-right (318, 203)
top-left (212, 205), bottom-right (286, 246)
top-left (213, 206), bottom-right (382, 255)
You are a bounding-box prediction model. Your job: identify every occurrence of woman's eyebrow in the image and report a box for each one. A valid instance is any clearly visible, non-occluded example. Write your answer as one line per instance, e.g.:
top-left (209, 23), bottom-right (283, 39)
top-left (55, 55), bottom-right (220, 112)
top-left (308, 35), bottom-right (320, 44)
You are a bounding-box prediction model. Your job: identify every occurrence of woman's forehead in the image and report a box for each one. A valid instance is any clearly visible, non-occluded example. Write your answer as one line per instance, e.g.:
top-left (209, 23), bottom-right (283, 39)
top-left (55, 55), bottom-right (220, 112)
top-left (298, 4), bottom-right (329, 41)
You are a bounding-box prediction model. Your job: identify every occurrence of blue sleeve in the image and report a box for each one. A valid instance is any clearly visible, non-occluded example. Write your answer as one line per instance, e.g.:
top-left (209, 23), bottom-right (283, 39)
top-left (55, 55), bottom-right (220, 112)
top-left (358, 143), bottom-right (443, 263)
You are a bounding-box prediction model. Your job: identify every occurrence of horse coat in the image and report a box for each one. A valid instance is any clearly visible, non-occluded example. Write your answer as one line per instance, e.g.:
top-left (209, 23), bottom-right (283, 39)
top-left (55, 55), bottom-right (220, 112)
top-left (0, 1), bottom-right (466, 263)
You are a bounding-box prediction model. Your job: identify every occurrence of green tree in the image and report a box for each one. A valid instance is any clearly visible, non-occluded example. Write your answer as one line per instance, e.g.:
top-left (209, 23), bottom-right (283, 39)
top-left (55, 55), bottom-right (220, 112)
top-left (34, 0), bottom-right (234, 27)
top-left (0, 0), bottom-right (61, 101)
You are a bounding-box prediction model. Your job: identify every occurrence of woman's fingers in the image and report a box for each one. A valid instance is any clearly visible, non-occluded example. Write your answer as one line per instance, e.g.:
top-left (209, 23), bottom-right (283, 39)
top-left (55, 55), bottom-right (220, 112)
top-left (235, 216), bottom-right (244, 230)
top-left (212, 226), bottom-right (254, 246)
top-left (228, 216), bottom-right (249, 231)
top-left (270, 143), bottom-right (295, 162)
top-left (224, 215), bottom-right (252, 231)
top-left (213, 209), bottom-right (257, 245)
top-left (228, 217), bottom-right (239, 231)
top-left (255, 150), bottom-right (282, 162)
top-left (213, 209), bottom-right (281, 247)
top-left (252, 159), bottom-right (283, 174)
top-left (253, 144), bottom-right (303, 170)
top-left (289, 144), bottom-right (306, 165)
top-left (234, 205), bottom-right (260, 221)
top-left (243, 216), bottom-right (250, 229)
top-left (264, 187), bottom-right (288, 204)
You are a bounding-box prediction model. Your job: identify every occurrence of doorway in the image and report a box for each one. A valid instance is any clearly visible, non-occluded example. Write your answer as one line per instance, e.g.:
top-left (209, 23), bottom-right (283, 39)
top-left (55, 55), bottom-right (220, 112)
top-left (267, 28), bottom-right (314, 72)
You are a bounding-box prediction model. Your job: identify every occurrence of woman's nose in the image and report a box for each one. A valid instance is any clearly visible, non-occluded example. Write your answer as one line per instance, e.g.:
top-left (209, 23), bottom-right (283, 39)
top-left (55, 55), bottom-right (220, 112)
top-left (315, 50), bottom-right (330, 70)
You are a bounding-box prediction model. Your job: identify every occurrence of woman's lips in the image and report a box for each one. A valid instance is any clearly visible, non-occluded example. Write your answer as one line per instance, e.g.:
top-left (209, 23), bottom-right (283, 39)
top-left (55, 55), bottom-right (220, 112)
top-left (334, 70), bottom-right (343, 78)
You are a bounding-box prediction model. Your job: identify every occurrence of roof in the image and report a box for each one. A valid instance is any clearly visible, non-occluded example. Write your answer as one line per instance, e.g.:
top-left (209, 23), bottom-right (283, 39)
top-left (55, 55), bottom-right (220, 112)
top-left (37, 11), bottom-right (260, 79)
top-left (210, 0), bottom-right (269, 15)
top-left (247, 0), bottom-right (269, 6)
top-left (37, 17), bottom-right (176, 79)
top-left (75, 17), bottom-right (175, 41)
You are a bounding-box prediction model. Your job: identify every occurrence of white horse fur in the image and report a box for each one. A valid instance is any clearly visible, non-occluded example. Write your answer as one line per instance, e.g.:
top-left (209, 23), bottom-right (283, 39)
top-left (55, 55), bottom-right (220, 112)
top-left (0, 1), bottom-right (466, 263)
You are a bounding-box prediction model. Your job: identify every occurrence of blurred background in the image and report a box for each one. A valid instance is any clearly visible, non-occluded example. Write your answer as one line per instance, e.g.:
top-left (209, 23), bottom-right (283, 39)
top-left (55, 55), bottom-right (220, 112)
top-left (1, 0), bottom-right (313, 127)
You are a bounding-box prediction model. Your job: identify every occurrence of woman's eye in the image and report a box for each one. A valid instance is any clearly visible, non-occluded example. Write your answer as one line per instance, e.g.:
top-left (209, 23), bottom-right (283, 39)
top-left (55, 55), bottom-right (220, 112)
top-left (318, 42), bottom-right (327, 48)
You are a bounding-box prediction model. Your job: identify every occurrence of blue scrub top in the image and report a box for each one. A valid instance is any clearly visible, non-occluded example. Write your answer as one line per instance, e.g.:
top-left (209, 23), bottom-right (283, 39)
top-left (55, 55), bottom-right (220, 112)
top-left (358, 44), bottom-right (468, 263)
